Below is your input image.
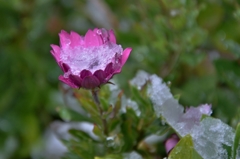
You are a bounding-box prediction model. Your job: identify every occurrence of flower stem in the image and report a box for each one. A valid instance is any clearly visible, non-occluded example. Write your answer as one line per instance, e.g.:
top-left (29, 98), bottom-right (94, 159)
top-left (91, 89), bottom-right (108, 136)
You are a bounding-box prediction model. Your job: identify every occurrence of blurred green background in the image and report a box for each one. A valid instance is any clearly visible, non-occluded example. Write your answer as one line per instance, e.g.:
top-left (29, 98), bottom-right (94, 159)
top-left (0, 0), bottom-right (240, 158)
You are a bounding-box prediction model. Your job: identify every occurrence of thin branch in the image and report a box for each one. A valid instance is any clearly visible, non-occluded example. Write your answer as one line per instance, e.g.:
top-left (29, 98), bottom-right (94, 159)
top-left (91, 89), bottom-right (108, 135)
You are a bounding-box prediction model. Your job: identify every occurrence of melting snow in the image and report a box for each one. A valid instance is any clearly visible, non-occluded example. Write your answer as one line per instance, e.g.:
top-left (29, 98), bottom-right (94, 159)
top-left (60, 44), bottom-right (123, 76)
top-left (146, 73), bottom-right (236, 159)
top-left (130, 70), bottom-right (150, 90)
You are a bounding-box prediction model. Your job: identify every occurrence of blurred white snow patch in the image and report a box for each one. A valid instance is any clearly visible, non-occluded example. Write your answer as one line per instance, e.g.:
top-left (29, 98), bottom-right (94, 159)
top-left (85, 0), bottom-right (115, 29)
top-left (0, 136), bottom-right (18, 159)
top-left (121, 97), bottom-right (141, 116)
top-left (50, 87), bottom-right (85, 115)
top-left (147, 74), bottom-right (173, 117)
top-left (130, 70), bottom-right (150, 90)
top-left (31, 121), bottom-right (97, 159)
top-left (123, 151), bottom-right (142, 159)
top-left (108, 79), bottom-right (122, 106)
top-left (40, 129), bottom-right (67, 159)
top-left (144, 134), bottom-right (166, 145)
top-left (51, 121), bottom-right (98, 140)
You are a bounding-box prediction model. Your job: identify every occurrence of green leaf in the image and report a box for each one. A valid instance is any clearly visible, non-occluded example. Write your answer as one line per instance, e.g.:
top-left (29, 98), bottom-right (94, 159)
top-left (197, 3), bottom-right (224, 31)
top-left (173, 94), bottom-right (181, 101)
top-left (69, 129), bottom-right (96, 142)
top-left (120, 108), bottom-right (139, 151)
top-left (94, 154), bottom-right (123, 159)
top-left (103, 105), bottom-right (113, 119)
top-left (111, 91), bottom-right (123, 118)
top-left (100, 97), bottom-right (110, 112)
top-left (93, 124), bottom-right (105, 140)
top-left (130, 85), bottom-right (153, 117)
top-left (108, 118), bottom-right (121, 132)
top-left (169, 134), bottom-right (203, 159)
top-left (232, 123), bottom-right (240, 159)
top-left (58, 107), bottom-right (71, 121)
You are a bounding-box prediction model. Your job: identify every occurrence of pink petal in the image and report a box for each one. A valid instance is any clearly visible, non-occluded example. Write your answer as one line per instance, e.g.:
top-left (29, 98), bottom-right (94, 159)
top-left (94, 70), bottom-right (106, 84)
top-left (69, 74), bottom-right (82, 88)
top-left (93, 28), bottom-right (104, 45)
top-left (108, 30), bottom-right (116, 43)
top-left (59, 30), bottom-right (70, 48)
top-left (121, 48), bottom-right (132, 66)
top-left (59, 63), bottom-right (70, 73)
top-left (165, 134), bottom-right (179, 154)
top-left (84, 29), bottom-right (100, 47)
top-left (59, 75), bottom-right (78, 88)
top-left (112, 69), bottom-right (121, 75)
top-left (50, 45), bottom-right (61, 61)
top-left (104, 63), bottom-right (114, 77)
top-left (70, 31), bottom-right (82, 48)
top-left (50, 44), bottom-right (61, 55)
top-left (80, 69), bottom-right (92, 79)
top-left (81, 75), bottom-right (100, 89)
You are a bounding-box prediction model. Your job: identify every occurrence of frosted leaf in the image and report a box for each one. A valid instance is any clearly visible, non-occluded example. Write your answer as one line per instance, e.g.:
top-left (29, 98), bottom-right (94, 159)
top-left (191, 117), bottom-right (235, 159)
top-left (60, 44), bottom-right (123, 76)
top-left (175, 104), bottom-right (212, 136)
top-left (147, 74), bottom-right (173, 117)
top-left (147, 73), bottom-right (235, 159)
top-left (130, 70), bottom-right (150, 89)
top-left (123, 151), bottom-right (142, 159)
top-left (161, 98), bottom-right (184, 128)
top-left (108, 81), bottom-right (141, 116)
top-left (121, 97), bottom-right (141, 116)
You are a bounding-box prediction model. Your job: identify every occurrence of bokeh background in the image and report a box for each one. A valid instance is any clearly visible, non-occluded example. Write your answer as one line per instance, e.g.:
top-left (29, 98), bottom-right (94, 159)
top-left (0, 0), bottom-right (240, 158)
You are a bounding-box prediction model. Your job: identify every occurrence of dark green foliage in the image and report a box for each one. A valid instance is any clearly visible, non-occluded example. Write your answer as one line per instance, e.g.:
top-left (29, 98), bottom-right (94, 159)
top-left (0, 0), bottom-right (240, 158)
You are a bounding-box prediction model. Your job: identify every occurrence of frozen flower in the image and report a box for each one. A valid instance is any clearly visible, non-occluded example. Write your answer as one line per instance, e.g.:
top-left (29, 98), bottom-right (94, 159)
top-left (165, 134), bottom-right (179, 154)
top-left (50, 28), bottom-right (132, 89)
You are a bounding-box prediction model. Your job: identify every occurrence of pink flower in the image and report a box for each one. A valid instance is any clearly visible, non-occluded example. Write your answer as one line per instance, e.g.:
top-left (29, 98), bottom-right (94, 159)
top-left (165, 134), bottom-right (179, 154)
top-left (50, 28), bottom-right (132, 89)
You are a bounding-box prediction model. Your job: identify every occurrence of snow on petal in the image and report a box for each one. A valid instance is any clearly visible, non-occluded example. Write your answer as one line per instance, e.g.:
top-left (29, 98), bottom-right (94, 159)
top-left (130, 70), bottom-right (150, 90)
top-left (147, 73), bottom-right (234, 159)
top-left (59, 75), bottom-right (78, 88)
top-left (50, 28), bottom-right (131, 89)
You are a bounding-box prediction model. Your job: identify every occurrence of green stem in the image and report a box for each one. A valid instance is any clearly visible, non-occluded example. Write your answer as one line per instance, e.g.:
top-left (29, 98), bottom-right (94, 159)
top-left (91, 89), bottom-right (108, 136)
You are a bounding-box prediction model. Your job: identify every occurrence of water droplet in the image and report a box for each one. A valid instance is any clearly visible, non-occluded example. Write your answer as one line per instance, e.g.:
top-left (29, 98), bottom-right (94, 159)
top-left (96, 29), bottom-right (102, 35)
top-left (65, 39), bottom-right (71, 46)
top-left (106, 136), bottom-right (115, 147)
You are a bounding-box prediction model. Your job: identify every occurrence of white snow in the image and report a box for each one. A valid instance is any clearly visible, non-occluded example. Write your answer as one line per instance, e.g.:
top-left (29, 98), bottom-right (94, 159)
top-left (147, 73), bottom-right (235, 159)
top-left (191, 117), bottom-right (234, 159)
top-left (123, 151), bottom-right (142, 159)
top-left (60, 43), bottom-right (123, 76)
top-left (130, 70), bottom-right (150, 90)
top-left (121, 97), bottom-right (141, 116)
top-left (147, 74), bottom-right (174, 117)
